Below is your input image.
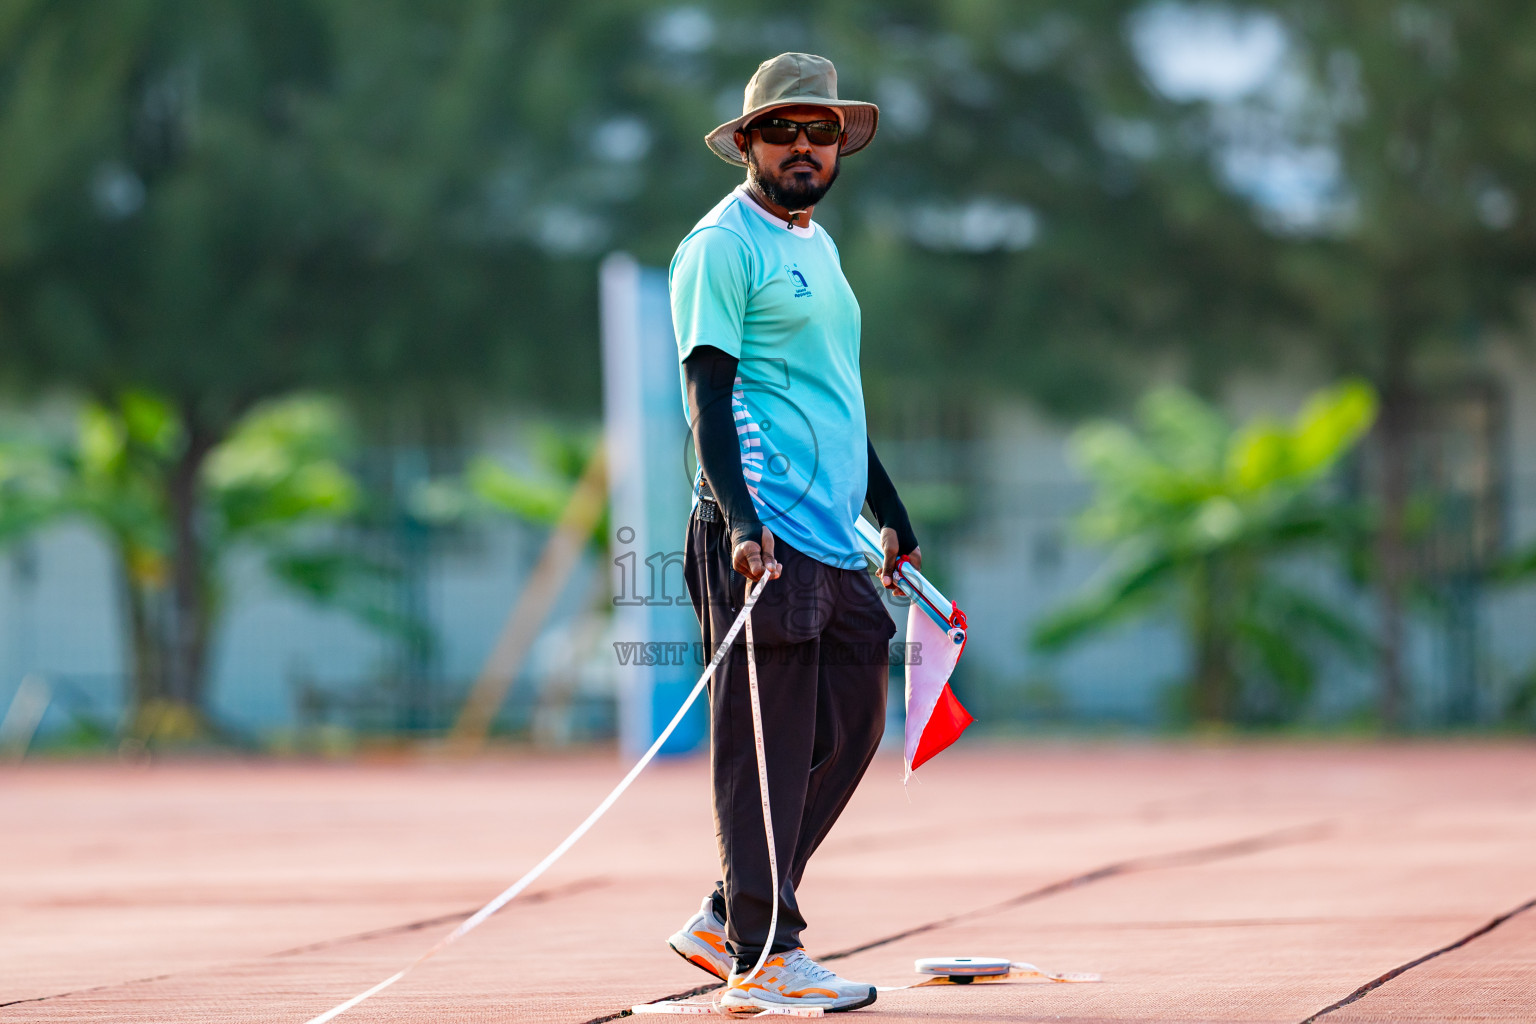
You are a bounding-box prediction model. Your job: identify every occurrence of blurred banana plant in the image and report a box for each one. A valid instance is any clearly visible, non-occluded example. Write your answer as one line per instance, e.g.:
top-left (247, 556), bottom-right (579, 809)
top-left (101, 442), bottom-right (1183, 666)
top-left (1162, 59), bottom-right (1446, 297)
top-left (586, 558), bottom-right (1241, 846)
top-left (0, 393), bottom-right (406, 740)
top-left (1032, 381), bottom-right (1379, 724)
top-left (1485, 528), bottom-right (1536, 727)
top-left (0, 434), bottom-right (71, 546)
top-left (411, 428), bottom-right (609, 750)
top-left (412, 426), bottom-right (605, 541)
top-left (206, 397), bottom-right (427, 656)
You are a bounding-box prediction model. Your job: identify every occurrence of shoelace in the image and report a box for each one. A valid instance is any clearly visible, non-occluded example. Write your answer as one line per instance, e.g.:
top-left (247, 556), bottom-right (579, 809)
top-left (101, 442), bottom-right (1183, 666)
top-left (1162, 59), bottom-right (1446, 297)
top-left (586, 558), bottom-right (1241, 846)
top-left (780, 950), bottom-right (838, 984)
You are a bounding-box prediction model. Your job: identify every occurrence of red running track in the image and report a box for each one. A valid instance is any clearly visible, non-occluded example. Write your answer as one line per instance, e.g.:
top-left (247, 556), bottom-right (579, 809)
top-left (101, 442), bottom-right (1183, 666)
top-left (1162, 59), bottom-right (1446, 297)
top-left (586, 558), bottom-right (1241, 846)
top-left (3, 742), bottom-right (1534, 1022)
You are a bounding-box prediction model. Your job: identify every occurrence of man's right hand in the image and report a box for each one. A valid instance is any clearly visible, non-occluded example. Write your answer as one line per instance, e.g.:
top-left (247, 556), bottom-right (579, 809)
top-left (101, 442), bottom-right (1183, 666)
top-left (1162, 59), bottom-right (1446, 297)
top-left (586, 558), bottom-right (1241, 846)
top-left (732, 526), bottom-right (782, 582)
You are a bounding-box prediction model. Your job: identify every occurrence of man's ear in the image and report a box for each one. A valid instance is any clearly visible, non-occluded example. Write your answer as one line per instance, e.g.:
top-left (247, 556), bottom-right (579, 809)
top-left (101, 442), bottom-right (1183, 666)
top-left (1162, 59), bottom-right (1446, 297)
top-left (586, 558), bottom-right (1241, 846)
top-left (734, 130), bottom-right (748, 159)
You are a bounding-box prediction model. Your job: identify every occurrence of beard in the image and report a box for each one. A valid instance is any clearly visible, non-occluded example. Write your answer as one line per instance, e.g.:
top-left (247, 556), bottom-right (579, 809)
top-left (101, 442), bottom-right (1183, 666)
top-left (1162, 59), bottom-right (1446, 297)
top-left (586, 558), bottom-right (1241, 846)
top-left (746, 149), bottom-right (841, 210)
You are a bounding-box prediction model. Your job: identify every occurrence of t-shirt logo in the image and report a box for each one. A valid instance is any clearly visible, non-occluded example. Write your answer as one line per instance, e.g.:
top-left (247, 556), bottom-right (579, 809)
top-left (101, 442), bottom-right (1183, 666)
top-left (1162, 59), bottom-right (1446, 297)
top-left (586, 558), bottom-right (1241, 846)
top-left (786, 264), bottom-right (812, 298)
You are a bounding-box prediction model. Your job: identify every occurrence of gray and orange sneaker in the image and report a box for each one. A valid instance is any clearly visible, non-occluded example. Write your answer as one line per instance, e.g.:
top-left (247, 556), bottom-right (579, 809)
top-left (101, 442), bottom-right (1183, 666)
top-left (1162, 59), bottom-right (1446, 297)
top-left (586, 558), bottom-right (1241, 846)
top-left (718, 948), bottom-right (877, 1013)
top-left (666, 896), bottom-right (732, 980)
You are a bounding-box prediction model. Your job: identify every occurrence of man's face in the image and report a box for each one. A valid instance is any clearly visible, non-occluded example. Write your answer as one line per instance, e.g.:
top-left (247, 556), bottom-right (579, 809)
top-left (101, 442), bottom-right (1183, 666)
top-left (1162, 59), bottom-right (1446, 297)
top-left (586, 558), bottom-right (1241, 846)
top-left (735, 103), bottom-right (842, 210)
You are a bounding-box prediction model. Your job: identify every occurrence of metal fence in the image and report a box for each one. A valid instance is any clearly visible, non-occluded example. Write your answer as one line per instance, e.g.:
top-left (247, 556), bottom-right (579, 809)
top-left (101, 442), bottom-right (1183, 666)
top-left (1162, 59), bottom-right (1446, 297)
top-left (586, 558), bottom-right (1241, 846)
top-left (6, 450), bottom-right (1536, 750)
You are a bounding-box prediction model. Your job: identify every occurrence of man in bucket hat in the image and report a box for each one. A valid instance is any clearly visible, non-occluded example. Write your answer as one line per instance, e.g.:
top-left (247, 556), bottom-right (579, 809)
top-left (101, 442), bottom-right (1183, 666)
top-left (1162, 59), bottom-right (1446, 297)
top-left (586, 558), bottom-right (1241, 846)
top-left (666, 53), bottom-right (921, 1014)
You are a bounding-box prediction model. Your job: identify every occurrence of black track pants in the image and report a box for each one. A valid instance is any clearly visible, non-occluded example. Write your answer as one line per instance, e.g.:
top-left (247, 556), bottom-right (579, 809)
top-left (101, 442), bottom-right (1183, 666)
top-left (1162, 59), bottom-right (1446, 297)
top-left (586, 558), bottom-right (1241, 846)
top-left (683, 510), bottom-right (896, 971)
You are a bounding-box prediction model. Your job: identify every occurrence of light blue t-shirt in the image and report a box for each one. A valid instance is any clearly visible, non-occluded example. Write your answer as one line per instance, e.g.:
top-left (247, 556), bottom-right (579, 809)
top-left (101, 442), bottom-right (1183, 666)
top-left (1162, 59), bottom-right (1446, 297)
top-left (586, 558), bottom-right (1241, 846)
top-left (669, 186), bottom-right (867, 568)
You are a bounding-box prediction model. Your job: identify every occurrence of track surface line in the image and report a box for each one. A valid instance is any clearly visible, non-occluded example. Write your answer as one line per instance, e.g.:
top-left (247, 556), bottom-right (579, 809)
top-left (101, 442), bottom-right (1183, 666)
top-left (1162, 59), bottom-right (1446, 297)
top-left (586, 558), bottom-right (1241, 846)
top-left (0, 974), bottom-right (177, 1011)
top-left (0, 877), bottom-right (609, 1009)
top-left (268, 877), bottom-right (610, 958)
top-left (579, 820), bottom-right (1331, 1023)
top-left (1297, 893), bottom-right (1536, 1023)
top-left (818, 820), bottom-right (1330, 962)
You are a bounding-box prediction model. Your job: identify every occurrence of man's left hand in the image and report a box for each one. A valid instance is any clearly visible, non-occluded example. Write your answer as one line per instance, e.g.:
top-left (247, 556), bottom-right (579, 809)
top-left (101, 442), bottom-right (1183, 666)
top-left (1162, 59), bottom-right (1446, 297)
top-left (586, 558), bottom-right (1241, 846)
top-left (879, 527), bottom-right (920, 591)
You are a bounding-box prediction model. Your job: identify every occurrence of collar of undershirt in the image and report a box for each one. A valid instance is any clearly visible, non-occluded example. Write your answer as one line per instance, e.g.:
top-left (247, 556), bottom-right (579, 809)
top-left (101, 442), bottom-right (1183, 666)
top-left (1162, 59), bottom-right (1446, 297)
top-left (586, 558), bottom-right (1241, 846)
top-left (734, 185), bottom-right (817, 238)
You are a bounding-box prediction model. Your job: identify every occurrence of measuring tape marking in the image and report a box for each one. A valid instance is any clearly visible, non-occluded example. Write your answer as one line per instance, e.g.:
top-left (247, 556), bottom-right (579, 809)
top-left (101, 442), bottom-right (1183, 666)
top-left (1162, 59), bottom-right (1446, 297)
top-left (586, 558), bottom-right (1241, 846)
top-left (737, 575), bottom-right (781, 991)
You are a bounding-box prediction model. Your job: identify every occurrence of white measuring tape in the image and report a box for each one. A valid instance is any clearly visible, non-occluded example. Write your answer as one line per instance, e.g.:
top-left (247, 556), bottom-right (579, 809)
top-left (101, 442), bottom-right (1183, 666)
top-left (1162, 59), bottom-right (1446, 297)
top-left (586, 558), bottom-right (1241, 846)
top-left (738, 573), bottom-right (782, 989)
top-left (632, 574), bottom-right (802, 1017)
top-left (638, 554), bottom-right (861, 1017)
top-left (301, 575), bottom-right (774, 1024)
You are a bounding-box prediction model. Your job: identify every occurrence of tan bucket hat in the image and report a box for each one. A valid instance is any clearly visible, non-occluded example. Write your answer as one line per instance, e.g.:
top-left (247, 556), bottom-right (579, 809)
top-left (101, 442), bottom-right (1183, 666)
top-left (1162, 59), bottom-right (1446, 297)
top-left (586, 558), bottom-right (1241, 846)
top-left (705, 53), bottom-right (879, 166)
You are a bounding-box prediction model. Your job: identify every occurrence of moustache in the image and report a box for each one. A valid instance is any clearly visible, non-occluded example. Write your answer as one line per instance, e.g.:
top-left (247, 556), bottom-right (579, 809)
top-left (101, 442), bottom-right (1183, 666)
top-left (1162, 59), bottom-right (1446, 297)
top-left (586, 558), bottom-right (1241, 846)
top-left (780, 156), bottom-right (822, 172)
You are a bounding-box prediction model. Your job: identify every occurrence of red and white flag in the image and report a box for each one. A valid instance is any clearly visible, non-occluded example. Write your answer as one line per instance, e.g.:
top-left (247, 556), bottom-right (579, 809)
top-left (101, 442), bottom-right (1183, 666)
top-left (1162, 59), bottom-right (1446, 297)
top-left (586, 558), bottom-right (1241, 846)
top-left (903, 596), bottom-right (972, 778)
top-left (853, 518), bottom-right (973, 778)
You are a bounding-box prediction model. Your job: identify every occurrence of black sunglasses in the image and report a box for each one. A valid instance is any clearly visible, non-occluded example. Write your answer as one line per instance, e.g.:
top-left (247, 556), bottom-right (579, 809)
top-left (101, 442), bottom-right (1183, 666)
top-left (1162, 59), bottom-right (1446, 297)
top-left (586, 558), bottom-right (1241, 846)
top-left (748, 117), bottom-right (843, 147)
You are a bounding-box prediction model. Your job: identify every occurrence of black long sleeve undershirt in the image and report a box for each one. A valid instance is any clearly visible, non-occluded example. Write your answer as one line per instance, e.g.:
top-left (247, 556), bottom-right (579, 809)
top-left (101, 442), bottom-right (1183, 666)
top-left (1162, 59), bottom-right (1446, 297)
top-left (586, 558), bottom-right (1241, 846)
top-left (865, 437), bottom-right (919, 556)
top-left (683, 344), bottom-right (919, 556)
top-left (684, 346), bottom-right (763, 552)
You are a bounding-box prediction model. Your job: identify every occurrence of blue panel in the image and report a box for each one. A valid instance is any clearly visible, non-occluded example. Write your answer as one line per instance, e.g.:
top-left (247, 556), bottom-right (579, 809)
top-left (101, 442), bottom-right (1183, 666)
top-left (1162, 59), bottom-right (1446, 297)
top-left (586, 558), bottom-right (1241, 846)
top-left (653, 675), bottom-right (709, 754)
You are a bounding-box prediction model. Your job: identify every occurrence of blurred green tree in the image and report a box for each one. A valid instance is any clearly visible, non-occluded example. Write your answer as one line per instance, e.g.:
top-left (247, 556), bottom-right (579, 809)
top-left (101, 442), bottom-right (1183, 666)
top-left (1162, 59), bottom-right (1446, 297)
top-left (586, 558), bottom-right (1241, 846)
top-left (566, 1), bottom-right (1292, 417)
top-left (1162, 2), bottom-right (1536, 724)
top-left (0, 394), bottom-right (385, 736)
top-left (0, 0), bottom-right (584, 721)
top-left (1032, 381), bottom-right (1377, 723)
top-left (17, 0), bottom-right (1527, 731)
top-left (0, 0), bottom-right (1273, 721)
